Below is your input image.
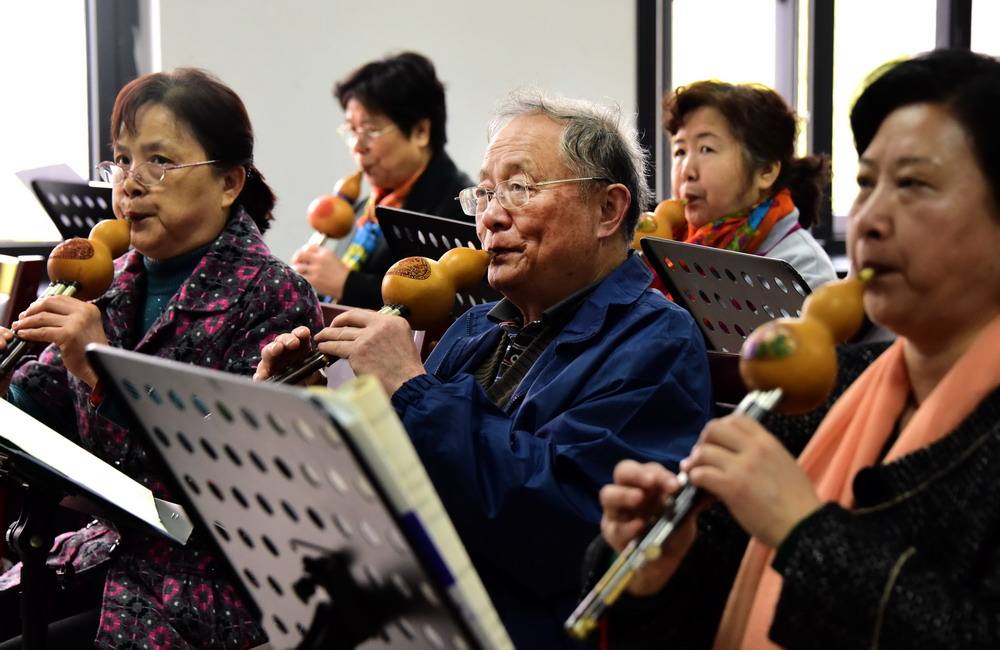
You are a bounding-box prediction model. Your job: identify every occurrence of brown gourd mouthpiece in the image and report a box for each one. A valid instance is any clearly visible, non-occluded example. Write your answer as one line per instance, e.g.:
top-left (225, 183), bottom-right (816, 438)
top-left (47, 238), bottom-right (115, 301)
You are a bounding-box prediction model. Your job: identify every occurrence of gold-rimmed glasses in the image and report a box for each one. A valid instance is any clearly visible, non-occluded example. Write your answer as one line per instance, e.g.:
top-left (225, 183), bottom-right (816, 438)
top-left (456, 177), bottom-right (610, 216)
top-left (95, 159), bottom-right (220, 187)
top-left (336, 122), bottom-right (398, 146)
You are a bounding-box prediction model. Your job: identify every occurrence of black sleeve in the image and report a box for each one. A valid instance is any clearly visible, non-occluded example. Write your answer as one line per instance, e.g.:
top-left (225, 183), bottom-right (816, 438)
top-left (339, 238), bottom-right (394, 309)
top-left (771, 504), bottom-right (1000, 649)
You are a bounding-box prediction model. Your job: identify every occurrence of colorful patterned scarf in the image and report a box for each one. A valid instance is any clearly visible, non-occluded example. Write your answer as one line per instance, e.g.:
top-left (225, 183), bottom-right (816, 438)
top-left (684, 188), bottom-right (795, 254)
top-left (340, 162), bottom-right (427, 272)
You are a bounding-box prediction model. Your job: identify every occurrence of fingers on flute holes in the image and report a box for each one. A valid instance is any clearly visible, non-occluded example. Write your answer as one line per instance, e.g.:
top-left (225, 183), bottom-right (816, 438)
top-left (629, 462), bottom-right (676, 494)
top-left (612, 458), bottom-right (645, 484)
top-left (276, 332), bottom-right (302, 349)
top-left (686, 464), bottom-right (730, 496)
top-left (598, 484), bottom-right (632, 512)
top-left (317, 326), bottom-right (353, 344)
top-left (619, 520), bottom-right (649, 546)
top-left (606, 486), bottom-right (658, 523)
top-left (600, 519), bottom-right (640, 551)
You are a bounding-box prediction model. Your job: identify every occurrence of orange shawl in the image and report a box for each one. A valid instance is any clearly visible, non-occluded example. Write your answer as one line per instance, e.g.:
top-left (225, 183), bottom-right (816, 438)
top-left (714, 315), bottom-right (1000, 650)
top-left (359, 161), bottom-right (427, 225)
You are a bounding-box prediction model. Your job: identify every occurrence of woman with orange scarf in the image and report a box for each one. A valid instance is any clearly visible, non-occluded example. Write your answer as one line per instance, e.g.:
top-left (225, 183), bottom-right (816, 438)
top-left (290, 52), bottom-right (473, 309)
top-left (666, 80), bottom-right (837, 290)
top-left (593, 49), bottom-right (1000, 649)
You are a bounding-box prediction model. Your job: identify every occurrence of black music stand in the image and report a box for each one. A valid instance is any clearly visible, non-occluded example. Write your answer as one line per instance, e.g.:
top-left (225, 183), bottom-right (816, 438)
top-left (87, 344), bottom-right (512, 650)
top-left (0, 399), bottom-right (192, 650)
top-left (30, 180), bottom-right (114, 240)
top-left (376, 207), bottom-right (500, 315)
top-left (641, 237), bottom-right (811, 354)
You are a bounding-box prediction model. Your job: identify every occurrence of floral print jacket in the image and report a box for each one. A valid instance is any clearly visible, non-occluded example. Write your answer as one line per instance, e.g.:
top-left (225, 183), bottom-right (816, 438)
top-left (4, 209), bottom-right (323, 648)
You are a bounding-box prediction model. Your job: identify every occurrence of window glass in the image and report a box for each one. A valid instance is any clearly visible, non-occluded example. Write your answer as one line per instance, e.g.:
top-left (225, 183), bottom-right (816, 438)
top-left (795, 0), bottom-right (811, 158)
top-left (0, 1), bottom-right (88, 243)
top-left (971, 0), bottom-right (1000, 56)
top-left (830, 0), bottom-right (936, 232)
top-left (671, 0), bottom-right (777, 89)
top-left (669, 0), bottom-right (777, 201)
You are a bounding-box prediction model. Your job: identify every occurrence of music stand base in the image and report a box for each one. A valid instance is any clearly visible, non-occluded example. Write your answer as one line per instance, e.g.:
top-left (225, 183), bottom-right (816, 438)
top-left (6, 488), bottom-right (58, 650)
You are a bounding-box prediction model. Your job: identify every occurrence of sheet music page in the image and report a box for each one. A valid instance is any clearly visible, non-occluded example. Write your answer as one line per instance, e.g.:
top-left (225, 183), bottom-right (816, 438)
top-left (0, 397), bottom-right (179, 539)
top-left (315, 376), bottom-right (514, 650)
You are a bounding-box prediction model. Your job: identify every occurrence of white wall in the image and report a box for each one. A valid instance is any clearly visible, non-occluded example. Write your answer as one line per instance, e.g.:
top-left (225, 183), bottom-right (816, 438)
top-left (156, 0), bottom-right (636, 261)
top-left (0, 1), bottom-right (89, 243)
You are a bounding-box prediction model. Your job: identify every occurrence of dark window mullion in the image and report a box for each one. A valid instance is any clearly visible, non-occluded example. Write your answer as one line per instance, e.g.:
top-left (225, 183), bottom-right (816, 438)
top-left (936, 0), bottom-right (972, 49)
top-left (85, 0), bottom-right (140, 178)
top-left (808, 0), bottom-right (836, 249)
top-left (637, 0), bottom-right (671, 203)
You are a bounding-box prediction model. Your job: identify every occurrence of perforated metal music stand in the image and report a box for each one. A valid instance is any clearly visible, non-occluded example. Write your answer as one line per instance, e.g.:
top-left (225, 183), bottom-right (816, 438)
top-left (87, 345), bottom-right (488, 650)
top-left (30, 180), bottom-right (114, 240)
top-left (0, 398), bottom-right (192, 649)
top-left (641, 237), bottom-right (812, 353)
top-left (376, 207), bottom-right (500, 315)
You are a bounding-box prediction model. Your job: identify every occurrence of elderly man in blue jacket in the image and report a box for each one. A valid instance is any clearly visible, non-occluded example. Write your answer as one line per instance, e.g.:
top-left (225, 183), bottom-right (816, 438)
top-left (259, 90), bottom-right (712, 648)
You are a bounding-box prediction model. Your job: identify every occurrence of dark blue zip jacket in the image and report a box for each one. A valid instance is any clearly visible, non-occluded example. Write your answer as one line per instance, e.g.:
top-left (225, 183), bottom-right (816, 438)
top-left (391, 253), bottom-right (712, 648)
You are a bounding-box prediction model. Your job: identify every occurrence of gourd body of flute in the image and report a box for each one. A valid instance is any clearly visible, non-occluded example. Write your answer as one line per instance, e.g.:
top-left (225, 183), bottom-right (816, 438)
top-left (307, 169), bottom-right (363, 239)
top-left (631, 198), bottom-right (686, 251)
top-left (381, 247), bottom-right (491, 331)
top-left (740, 269), bottom-right (872, 414)
top-left (89, 218), bottom-right (131, 259)
top-left (46, 238), bottom-right (114, 301)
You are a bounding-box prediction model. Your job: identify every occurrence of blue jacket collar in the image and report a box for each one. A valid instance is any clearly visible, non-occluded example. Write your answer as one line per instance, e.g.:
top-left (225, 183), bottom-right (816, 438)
top-left (558, 252), bottom-right (652, 344)
top-left (446, 252), bottom-right (652, 366)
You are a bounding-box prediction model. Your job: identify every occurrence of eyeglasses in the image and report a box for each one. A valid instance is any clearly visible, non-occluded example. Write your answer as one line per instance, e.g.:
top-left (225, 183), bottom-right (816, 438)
top-left (456, 177), bottom-right (610, 216)
top-left (95, 159), bottom-right (219, 187)
top-left (336, 122), bottom-right (398, 145)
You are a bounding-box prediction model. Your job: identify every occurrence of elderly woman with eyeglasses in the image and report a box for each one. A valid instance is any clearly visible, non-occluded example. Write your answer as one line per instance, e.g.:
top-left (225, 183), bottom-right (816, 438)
top-left (290, 51), bottom-right (474, 308)
top-left (0, 68), bottom-right (321, 648)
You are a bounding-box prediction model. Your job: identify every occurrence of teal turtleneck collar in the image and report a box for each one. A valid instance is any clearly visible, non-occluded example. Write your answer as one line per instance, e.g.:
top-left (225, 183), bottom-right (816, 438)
top-left (140, 243), bottom-right (211, 334)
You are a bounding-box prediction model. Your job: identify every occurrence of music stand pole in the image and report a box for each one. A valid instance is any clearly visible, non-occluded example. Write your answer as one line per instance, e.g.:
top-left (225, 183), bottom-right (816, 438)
top-left (6, 485), bottom-right (59, 650)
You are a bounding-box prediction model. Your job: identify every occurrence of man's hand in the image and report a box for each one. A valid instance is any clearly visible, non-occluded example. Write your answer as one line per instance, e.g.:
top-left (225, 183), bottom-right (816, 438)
top-left (315, 309), bottom-right (425, 396)
top-left (291, 245), bottom-right (350, 299)
top-left (12, 295), bottom-right (109, 388)
top-left (253, 326), bottom-right (316, 382)
top-left (599, 460), bottom-right (699, 597)
top-left (681, 414), bottom-right (821, 548)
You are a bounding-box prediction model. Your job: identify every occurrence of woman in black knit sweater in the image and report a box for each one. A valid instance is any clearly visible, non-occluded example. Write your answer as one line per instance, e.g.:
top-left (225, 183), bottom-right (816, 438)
top-left (593, 49), bottom-right (1000, 649)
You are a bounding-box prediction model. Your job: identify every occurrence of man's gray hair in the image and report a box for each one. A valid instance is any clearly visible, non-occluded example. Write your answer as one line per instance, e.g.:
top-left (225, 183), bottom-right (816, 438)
top-left (489, 89), bottom-right (652, 240)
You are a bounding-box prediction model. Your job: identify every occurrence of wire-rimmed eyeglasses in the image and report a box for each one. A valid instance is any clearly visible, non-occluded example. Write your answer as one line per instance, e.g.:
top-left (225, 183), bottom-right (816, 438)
top-left (336, 122), bottom-right (398, 145)
top-left (95, 160), bottom-right (220, 187)
top-left (456, 177), bottom-right (610, 216)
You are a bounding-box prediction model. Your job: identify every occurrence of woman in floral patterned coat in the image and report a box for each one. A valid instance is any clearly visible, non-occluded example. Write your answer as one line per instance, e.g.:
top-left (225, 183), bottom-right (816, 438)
top-left (0, 68), bottom-right (322, 649)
